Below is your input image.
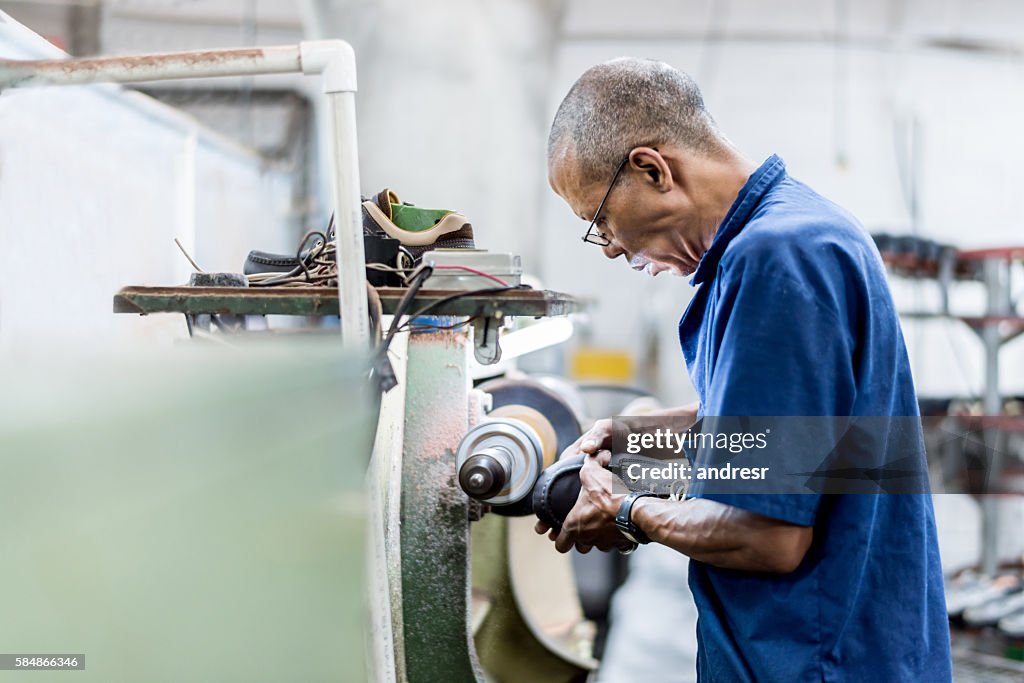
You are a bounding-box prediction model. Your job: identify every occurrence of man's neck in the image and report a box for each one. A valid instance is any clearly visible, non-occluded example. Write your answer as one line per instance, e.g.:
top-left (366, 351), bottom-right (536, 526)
top-left (691, 148), bottom-right (759, 251)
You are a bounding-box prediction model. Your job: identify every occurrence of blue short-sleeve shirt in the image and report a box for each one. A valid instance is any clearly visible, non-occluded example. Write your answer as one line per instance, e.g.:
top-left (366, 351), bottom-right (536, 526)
top-left (678, 155), bottom-right (952, 681)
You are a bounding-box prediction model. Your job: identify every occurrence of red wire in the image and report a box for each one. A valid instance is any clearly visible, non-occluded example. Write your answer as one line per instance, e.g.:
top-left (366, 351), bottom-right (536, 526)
top-left (431, 264), bottom-right (509, 287)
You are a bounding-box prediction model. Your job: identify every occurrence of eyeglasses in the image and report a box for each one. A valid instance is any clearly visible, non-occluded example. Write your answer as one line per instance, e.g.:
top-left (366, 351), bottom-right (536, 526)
top-left (582, 155), bottom-right (630, 247)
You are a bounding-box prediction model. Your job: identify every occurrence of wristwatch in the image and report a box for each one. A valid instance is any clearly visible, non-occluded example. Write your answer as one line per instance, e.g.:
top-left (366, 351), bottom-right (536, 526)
top-left (615, 491), bottom-right (658, 545)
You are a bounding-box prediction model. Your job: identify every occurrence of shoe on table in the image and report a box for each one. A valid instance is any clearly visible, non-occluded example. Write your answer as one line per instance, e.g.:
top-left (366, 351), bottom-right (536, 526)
top-left (362, 188), bottom-right (475, 262)
top-left (243, 188), bottom-right (476, 281)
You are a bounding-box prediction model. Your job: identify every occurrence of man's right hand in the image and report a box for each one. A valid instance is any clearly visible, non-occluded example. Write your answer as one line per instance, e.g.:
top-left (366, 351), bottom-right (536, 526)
top-left (558, 418), bottom-right (615, 461)
top-left (557, 400), bottom-right (701, 461)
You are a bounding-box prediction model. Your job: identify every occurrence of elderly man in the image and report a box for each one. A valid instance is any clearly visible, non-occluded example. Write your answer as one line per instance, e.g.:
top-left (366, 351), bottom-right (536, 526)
top-left (537, 58), bottom-right (952, 681)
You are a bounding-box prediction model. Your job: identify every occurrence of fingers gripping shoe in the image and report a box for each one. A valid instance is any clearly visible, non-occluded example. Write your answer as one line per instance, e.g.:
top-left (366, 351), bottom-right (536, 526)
top-left (531, 453), bottom-right (669, 535)
top-left (532, 453), bottom-right (588, 533)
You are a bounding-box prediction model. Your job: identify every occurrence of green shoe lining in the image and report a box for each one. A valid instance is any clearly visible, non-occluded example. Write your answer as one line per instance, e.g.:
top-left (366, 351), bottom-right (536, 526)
top-left (390, 203), bottom-right (452, 233)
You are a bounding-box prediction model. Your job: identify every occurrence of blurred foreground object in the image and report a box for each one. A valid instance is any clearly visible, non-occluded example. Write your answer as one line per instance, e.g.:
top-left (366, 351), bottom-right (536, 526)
top-left (0, 340), bottom-right (373, 682)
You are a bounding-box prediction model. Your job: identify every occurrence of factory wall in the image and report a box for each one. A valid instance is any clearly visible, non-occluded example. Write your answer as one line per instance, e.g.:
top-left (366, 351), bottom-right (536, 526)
top-left (0, 13), bottom-right (296, 350)
top-left (302, 0), bottom-right (562, 273)
top-left (541, 0), bottom-right (1024, 405)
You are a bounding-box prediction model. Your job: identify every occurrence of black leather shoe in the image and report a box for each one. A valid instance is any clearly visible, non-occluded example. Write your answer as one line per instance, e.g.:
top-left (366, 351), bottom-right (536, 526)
top-left (532, 453), bottom-right (587, 533)
top-left (243, 250), bottom-right (302, 276)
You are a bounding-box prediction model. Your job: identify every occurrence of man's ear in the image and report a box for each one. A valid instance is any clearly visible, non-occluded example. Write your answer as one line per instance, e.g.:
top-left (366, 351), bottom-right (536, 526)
top-left (629, 147), bottom-right (673, 192)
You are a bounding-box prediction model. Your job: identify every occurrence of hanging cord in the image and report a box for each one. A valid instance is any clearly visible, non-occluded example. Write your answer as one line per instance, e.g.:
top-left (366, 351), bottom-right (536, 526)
top-left (366, 281), bottom-right (384, 346)
top-left (394, 285), bottom-right (515, 332)
top-left (372, 265), bottom-right (434, 392)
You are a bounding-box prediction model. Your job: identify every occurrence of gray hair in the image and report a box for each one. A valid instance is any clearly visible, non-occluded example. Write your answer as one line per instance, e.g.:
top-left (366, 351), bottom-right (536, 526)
top-left (547, 57), bottom-right (721, 182)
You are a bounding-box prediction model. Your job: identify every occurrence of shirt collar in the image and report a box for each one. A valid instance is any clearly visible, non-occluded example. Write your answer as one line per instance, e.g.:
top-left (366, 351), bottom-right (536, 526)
top-left (690, 154), bottom-right (787, 285)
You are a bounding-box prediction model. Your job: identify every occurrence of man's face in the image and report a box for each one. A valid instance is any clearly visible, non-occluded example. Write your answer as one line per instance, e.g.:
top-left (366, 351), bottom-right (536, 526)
top-left (549, 148), bottom-right (706, 277)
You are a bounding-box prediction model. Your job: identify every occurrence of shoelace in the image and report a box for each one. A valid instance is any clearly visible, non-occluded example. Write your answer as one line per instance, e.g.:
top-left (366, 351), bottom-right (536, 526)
top-left (247, 230), bottom-right (416, 288)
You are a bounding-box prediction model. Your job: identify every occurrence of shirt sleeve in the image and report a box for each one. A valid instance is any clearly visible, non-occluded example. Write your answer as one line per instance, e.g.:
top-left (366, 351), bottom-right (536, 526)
top-left (687, 255), bottom-right (859, 526)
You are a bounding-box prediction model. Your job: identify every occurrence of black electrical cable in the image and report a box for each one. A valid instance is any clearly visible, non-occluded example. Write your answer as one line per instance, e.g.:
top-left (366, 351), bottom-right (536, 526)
top-left (366, 281), bottom-right (384, 345)
top-left (372, 278), bottom-right (529, 392)
top-left (372, 265), bottom-right (434, 392)
top-left (394, 285), bottom-right (519, 332)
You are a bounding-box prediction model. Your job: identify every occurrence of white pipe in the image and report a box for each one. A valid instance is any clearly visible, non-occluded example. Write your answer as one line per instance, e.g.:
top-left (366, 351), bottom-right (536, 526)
top-left (0, 45), bottom-right (302, 88)
top-left (323, 92), bottom-right (370, 348)
top-left (1, 13), bottom-right (285, 166)
top-left (301, 40), bottom-right (369, 349)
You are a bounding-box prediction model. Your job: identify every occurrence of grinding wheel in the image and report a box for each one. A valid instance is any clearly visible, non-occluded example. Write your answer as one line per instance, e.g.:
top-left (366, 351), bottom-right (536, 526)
top-left (477, 378), bottom-right (582, 517)
top-left (478, 377), bottom-right (581, 457)
top-left (490, 404), bottom-right (558, 468)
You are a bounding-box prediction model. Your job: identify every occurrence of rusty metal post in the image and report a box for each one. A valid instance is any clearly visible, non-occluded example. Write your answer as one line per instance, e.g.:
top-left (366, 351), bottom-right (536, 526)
top-left (399, 320), bottom-right (482, 682)
top-left (0, 46), bottom-right (302, 86)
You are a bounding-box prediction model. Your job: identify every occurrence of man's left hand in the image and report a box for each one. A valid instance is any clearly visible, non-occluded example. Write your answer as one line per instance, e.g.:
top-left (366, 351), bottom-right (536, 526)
top-left (533, 450), bottom-right (634, 554)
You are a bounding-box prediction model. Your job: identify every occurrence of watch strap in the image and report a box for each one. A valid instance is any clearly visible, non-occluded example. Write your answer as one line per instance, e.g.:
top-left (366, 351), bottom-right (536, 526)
top-left (615, 492), bottom-right (657, 545)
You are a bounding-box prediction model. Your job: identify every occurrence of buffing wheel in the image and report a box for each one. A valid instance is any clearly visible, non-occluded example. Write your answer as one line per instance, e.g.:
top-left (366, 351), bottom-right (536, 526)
top-left (490, 404), bottom-right (558, 468)
top-left (477, 378), bottom-right (582, 457)
top-left (476, 378), bottom-right (583, 517)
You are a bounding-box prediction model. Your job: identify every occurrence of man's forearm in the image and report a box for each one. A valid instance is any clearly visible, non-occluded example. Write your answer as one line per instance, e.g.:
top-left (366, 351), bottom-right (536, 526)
top-left (630, 496), bottom-right (812, 573)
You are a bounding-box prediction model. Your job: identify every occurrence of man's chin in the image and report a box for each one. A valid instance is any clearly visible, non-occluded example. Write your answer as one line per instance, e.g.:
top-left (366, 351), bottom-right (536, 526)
top-left (630, 261), bottom-right (689, 277)
top-left (631, 264), bottom-right (677, 277)
top-left (655, 265), bottom-right (690, 278)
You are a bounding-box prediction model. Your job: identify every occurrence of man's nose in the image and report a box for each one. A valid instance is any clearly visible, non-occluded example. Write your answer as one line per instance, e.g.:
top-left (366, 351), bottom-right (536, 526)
top-left (602, 241), bottom-right (625, 260)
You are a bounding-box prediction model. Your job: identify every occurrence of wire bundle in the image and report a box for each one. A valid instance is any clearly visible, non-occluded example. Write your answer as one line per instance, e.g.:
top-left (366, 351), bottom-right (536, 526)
top-left (247, 230), bottom-right (418, 288)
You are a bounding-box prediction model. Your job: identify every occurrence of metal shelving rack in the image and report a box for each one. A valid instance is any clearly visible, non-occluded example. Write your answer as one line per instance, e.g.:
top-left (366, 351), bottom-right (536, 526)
top-left (884, 245), bottom-right (1024, 577)
top-left (958, 248), bottom-right (1024, 577)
